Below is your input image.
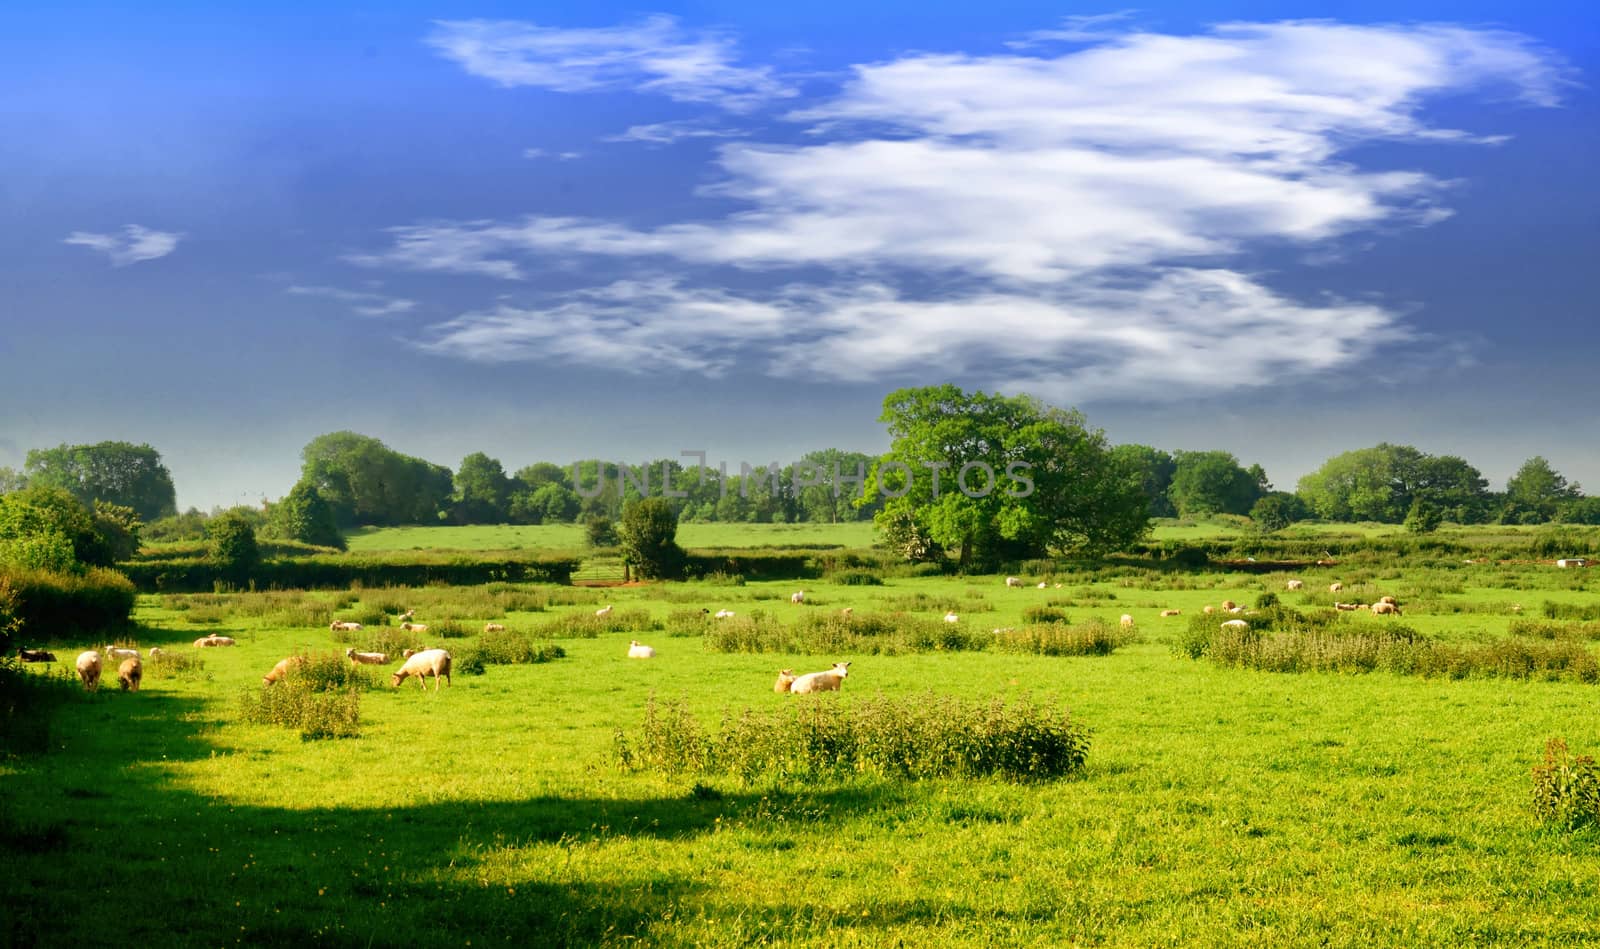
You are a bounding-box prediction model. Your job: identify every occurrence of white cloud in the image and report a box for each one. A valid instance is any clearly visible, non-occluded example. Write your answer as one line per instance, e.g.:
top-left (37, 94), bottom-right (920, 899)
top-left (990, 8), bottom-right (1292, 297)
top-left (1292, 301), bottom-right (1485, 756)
top-left (524, 148), bottom-right (584, 160)
top-left (428, 16), bottom-right (794, 111)
top-left (381, 20), bottom-right (1565, 400)
top-left (604, 120), bottom-right (746, 145)
top-left (1008, 11), bottom-right (1141, 48)
top-left (287, 285), bottom-right (416, 317)
top-left (63, 225), bottom-right (181, 266)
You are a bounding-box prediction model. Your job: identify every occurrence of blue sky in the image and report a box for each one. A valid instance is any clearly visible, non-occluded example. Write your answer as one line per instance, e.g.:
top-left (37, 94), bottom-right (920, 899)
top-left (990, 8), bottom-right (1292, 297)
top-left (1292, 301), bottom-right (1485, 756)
top-left (2, 2), bottom-right (1596, 510)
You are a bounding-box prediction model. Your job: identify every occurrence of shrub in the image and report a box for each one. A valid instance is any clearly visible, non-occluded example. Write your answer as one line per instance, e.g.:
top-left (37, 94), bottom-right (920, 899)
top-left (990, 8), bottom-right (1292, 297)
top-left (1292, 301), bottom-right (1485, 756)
top-left (615, 693), bottom-right (1091, 783)
top-left (992, 619), bottom-right (1133, 657)
top-left (536, 608), bottom-right (657, 638)
top-left (1532, 738), bottom-right (1600, 830)
top-left (0, 566), bottom-right (135, 639)
top-left (206, 510), bottom-right (260, 582)
top-left (477, 629), bottom-right (566, 665)
top-left (666, 608), bottom-right (713, 636)
top-left (1510, 619), bottom-right (1600, 641)
top-left (1543, 601), bottom-right (1600, 622)
top-left (451, 647), bottom-right (487, 676)
top-left (1022, 605), bottom-right (1070, 625)
top-left (832, 568), bottom-right (884, 586)
top-left (145, 648), bottom-right (207, 681)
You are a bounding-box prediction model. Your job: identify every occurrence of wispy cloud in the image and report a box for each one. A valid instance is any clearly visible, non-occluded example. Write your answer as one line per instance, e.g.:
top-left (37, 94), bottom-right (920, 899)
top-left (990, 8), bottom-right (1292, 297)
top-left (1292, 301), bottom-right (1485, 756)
top-left (428, 16), bottom-right (794, 111)
top-left (1007, 11), bottom-right (1141, 48)
top-left (604, 120), bottom-right (746, 145)
top-left (287, 284), bottom-right (416, 317)
top-left (63, 225), bottom-right (181, 266)
top-left (522, 148), bottom-right (584, 160)
top-left (378, 20), bottom-right (1566, 401)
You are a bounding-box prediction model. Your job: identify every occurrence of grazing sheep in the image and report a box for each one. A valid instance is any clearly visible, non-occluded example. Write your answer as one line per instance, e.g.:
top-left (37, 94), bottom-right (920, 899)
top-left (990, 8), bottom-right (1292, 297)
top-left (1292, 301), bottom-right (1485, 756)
top-left (76, 651), bottom-right (101, 692)
top-left (401, 648), bottom-right (423, 659)
top-left (790, 591), bottom-right (805, 604)
top-left (790, 662), bottom-right (851, 694)
top-left (17, 648), bottom-right (56, 663)
top-left (105, 646), bottom-right (140, 660)
top-left (1378, 596), bottom-right (1397, 606)
top-left (1160, 609), bottom-right (1182, 617)
top-left (1005, 577), bottom-right (1022, 588)
top-left (400, 622), bottom-right (429, 633)
top-left (840, 607), bottom-right (853, 617)
top-left (990, 627), bottom-right (1014, 634)
top-left (345, 648), bottom-right (389, 665)
top-left (1119, 614), bottom-right (1134, 629)
top-left (1054, 583), bottom-right (1063, 589)
top-left (1286, 580), bottom-right (1304, 590)
top-left (774, 669), bottom-right (796, 693)
top-left (1227, 606), bottom-right (1245, 615)
top-left (595, 605), bottom-right (614, 618)
top-left (400, 610), bottom-right (415, 621)
top-left (193, 635), bottom-right (235, 648)
top-left (1203, 605), bottom-right (1216, 615)
top-left (1329, 583), bottom-right (1343, 593)
top-left (1220, 600), bottom-right (1237, 611)
top-left (1220, 619), bottom-right (1249, 630)
top-left (148, 647), bottom-right (165, 658)
top-left (627, 640), bottom-right (656, 659)
top-left (262, 656), bottom-right (308, 686)
top-left (1372, 602), bottom-right (1400, 615)
top-left (1036, 581), bottom-right (1047, 589)
top-left (117, 657), bottom-right (142, 692)
top-left (944, 611), bottom-right (960, 624)
top-left (714, 609), bottom-right (736, 619)
top-left (391, 649), bottom-right (452, 691)
top-left (483, 623), bottom-right (506, 633)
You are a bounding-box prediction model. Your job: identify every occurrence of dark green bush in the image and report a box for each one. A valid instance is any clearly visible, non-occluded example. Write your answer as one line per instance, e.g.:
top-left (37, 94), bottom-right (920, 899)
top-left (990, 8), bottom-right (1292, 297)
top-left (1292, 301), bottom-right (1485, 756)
top-left (1022, 605), bottom-right (1070, 625)
top-left (477, 629), bottom-right (566, 665)
top-left (992, 619), bottom-right (1132, 657)
top-left (0, 661), bottom-right (79, 755)
top-left (1532, 738), bottom-right (1600, 830)
top-left (0, 566), bottom-right (135, 639)
top-left (831, 568), bottom-right (884, 586)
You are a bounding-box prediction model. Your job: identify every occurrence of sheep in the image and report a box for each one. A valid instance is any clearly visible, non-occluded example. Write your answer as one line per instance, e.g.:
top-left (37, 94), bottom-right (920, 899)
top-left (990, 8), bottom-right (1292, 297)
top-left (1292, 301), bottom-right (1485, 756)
top-left (990, 627), bottom-right (1014, 634)
top-left (1227, 606), bottom-right (1245, 615)
top-left (402, 648), bottom-right (422, 659)
top-left (1286, 579), bottom-right (1304, 591)
top-left (1160, 609), bottom-right (1182, 617)
top-left (714, 609), bottom-right (736, 619)
top-left (345, 648), bottom-right (389, 665)
top-left (790, 591), bottom-right (805, 604)
top-left (627, 640), bottom-right (656, 659)
top-left (944, 611), bottom-right (960, 624)
top-left (1005, 577), bottom-right (1022, 588)
top-left (774, 669), bottom-right (796, 693)
top-left (104, 646), bottom-right (140, 660)
top-left (1203, 605), bottom-right (1216, 615)
top-left (330, 621), bottom-right (363, 632)
top-left (1119, 614), bottom-right (1134, 629)
top-left (76, 651), bottom-right (101, 692)
top-left (483, 623), bottom-right (506, 633)
top-left (117, 657), bottom-right (143, 692)
top-left (595, 605), bottom-right (614, 618)
top-left (840, 607), bottom-right (853, 617)
top-left (400, 609), bottom-right (415, 621)
top-left (262, 655), bottom-right (308, 686)
top-left (400, 622), bottom-right (429, 633)
top-left (1335, 602), bottom-right (1360, 611)
top-left (1329, 583), bottom-right (1343, 593)
top-left (17, 648), bottom-right (56, 663)
top-left (1372, 602), bottom-right (1400, 615)
top-left (1220, 600), bottom-right (1237, 611)
top-left (1220, 619), bottom-right (1249, 630)
top-left (148, 647), bottom-right (165, 658)
top-left (193, 635), bottom-right (235, 648)
top-left (789, 662), bottom-right (850, 694)
top-left (1378, 595), bottom-right (1397, 606)
top-left (391, 649), bottom-right (452, 691)
top-left (1036, 581), bottom-right (1047, 589)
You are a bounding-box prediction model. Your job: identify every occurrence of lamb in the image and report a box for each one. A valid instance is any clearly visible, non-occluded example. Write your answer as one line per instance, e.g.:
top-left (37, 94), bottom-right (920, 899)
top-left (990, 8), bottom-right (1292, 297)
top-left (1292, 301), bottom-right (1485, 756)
top-left (483, 623), bottom-right (506, 633)
top-left (345, 648), bottom-right (389, 665)
top-left (117, 657), bottom-right (143, 692)
top-left (1329, 583), bottom-right (1343, 593)
top-left (789, 662), bottom-right (850, 694)
top-left (944, 612), bottom-right (960, 624)
top-left (330, 621), bottom-right (363, 632)
top-left (627, 640), bottom-right (656, 659)
top-left (1005, 577), bottom-right (1022, 588)
top-left (105, 646), bottom-right (140, 660)
top-left (1160, 609), bottom-right (1182, 617)
top-left (1220, 619), bottom-right (1249, 630)
top-left (391, 649), bottom-right (452, 690)
top-left (1378, 595), bottom-right (1398, 606)
top-left (1119, 614), bottom-right (1134, 629)
top-left (400, 622), bottom-right (429, 633)
top-left (714, 609), bottom-right (736, 619)
top-left (1334, 602), bottom-right (1360, 611)
top-left (1285, 580), bottom-right (1304, 590)
top-left (790, 591), bottom-right (805, 604)
top-left (1220, 600), bottom-right (1237, 611)
top-left (1372, 602), bottom-right (1401, 615)
top-left (76, 651), bottom-right (101, 692)
top-left (1036, 581), bottom-right (1047, 589)
top-left (193, 635), bottom-right (235, 647)
top-left (594, 605), bottom-right (613, 618)
top-left (840, 607), bottom-right (853, 617)
top-left (1203, 605), bottom-right (1216, 615)
top-left (262, 655), bottom-right (308, 686)
top-left (400, 609), bottom-right (415, 621)
top-left (774, 669), bottom-right (796, 693)
top-left (148, 647), bottom-right (165, 658)
top-left (17, 648), bottom-right (56, 663)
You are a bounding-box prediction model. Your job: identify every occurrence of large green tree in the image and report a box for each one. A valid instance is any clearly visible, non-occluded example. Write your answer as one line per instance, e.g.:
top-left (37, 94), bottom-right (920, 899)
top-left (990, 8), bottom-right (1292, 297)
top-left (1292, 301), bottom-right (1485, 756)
top-left (1109, 444), bottom-right (1178, 518)
top-left (453, 452), bottom-right (513, 524)
top-left (300, 432), bottom-right (454, 526)
top-left (268, 478), bottom-right (345, 548)
top-left (1298, 444), bottom-right (1490, 524)
top-left (1167, 451), bottom-right (1264, 517)
top-left (617, 498), bottom-right (684, 579)
top-left (24, 441), bottom-right (177, 521)
top-left (0, 486), bottom-right (135, 570)
top-left (207, 509), bottom-right (261, 582)
top-left (1504, 456), bottom-right (1581, 524)
top-left (864, 385), bottom-right (1146, 568)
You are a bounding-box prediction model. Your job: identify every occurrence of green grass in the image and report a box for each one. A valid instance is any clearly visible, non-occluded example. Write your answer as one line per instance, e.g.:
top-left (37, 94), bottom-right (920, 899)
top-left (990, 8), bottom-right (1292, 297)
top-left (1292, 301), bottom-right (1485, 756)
top-left (5, 547), bottom-right (1600, 946)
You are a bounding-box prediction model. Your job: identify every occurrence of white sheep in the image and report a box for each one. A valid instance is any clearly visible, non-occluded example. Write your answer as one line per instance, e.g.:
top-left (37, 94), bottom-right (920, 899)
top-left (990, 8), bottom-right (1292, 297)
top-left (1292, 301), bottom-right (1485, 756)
top-left (330, 621), bottom-right (363, 632)
top-left (1036, 581), bottom-right (1047, 589)
top-left (400, 609), bottom-right (415, 621)
top-left (263, 655), bottom-right (307, 686)
top-left (148, 647), bottom-right (165, 658)
top-left (1119, 614), bottom-right (1134, 628)
top-left (774, 669), bottom-right (796, 693)
top-left (105, 646), bottom-right (140, 660)
top-left (76, 651), bottom-right (101, 692)
top-left (1220, 600), bottom-right (1237, 611)
top-left (1378, 595), bottom-right (1397, 606)
top-left (1220, 619), bottom-right (1249, 630)
top-left (483, 623), bottom-right (506, 633)
top-left (714, 609), bottom-right (736, 619)
top-left (117, 657), bottom-right (142, 692)
top-left (392, 649), bottom-right (452, 691)
top-left (345, 648), bottom-right (389, 665)
top-left (1160, 609), bottom-right (1182, 617)
top-left (1005, 577), bottom-right (1022, 588)
top-left (595, 605), bottom-right (614, 618)
top-left (627, 640), bottom-right (656, 659)
top-left (790, 591), bottom-right (805, 604)
top-left (790, 662), bottom-right (850, 694)
top-left (1334, 602), bottom-right (1360, 611)
top-left (1329, 583), bottom-right (1343, 593)
top-left (1372, 602), bottom-right (1400, 615)
top-left (193, 635), bottom-right (235, 648)
top-left (1286, 580), bottom-right (1304, 591)
top-left (944, 611), bottom-right (960, 624)
top-left (840, 607), bottom-right (853, 617)
top-left (400, 622), bottom-right (429, 633)
top-left (1203, 605), bottom-right (1216, 615)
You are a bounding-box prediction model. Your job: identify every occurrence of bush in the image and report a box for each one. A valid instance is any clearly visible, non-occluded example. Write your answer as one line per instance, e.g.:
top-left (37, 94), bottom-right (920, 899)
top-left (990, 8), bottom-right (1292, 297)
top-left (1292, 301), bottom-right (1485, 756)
top-left (831, 568), bottom-right (884, 586)
top-left (1021, 605), bottom-right (1070, 625)
top-left (1532, 738), bottom-right (1600, 830)
top-left (477, 629), bottom-right (566, 665)
top-left (615, 692), bottom-right (1091, 783)
top-left (618, 498), bottom-right (685, 580)
top-left (701, 611), bottom-right (989, 656)
top-left (536, 608), bottom-right (658, 638)
top-left (992, 619), bottom-right (1133, 657)
top-left (207, 510), bottom-right (260, 582)
top-left (0, 566), bottom-right (135, 640)
top-left (145, 648), bottom-right (207, 681)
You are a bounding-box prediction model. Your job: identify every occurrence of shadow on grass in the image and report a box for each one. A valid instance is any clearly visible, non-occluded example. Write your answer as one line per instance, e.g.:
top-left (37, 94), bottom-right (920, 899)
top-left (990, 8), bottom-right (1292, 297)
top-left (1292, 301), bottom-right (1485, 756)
top-left (1, 680), bottom-right (909, 948)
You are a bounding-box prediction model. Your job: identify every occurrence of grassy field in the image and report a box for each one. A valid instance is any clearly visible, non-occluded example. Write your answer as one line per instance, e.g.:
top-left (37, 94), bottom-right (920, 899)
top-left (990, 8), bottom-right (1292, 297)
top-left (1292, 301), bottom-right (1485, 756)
top-left (345, 520), bottom-right (879, 552)
top-left (6, 544), bottom-right (1600, 946)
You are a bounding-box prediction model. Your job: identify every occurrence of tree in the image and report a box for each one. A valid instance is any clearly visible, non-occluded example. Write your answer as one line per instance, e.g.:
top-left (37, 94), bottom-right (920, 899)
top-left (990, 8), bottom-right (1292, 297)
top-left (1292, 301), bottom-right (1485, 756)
top-left (86, 501), bottom-right (143, 563)
top-left (1404, 498), bottom-right (1444, 534)
top-left (0, 485), bottom-right (105, 570)
top-left (300, 432), bottom-right (454, 526)
top-left (24, 441), bottom-right (177, 521)
top-left (1297, 444), bottom-right (1419, 523)
top-left (584, 516), bottom-right (618, 547)
top-left (0, 467), bottom-right (25, 494)
top-left (617, 498), bottom-right (684, 579)
top-left (1250, 492), bottom-right (1308, 533)
top-left (1504, 456), bottom-right (1581, 524)
top-left (864, 385), bottom-right (1147, 568)
top-left (453, 452), bottom-right (513, 524)
top-left (1168, 451), bottom-right (1263, 517)
top-left (268, 479), bottom-right (344, 549)
top-left (207, 509), bottom-right (260, 582)
top-left (1557, 497), bottom-right (1600, 526)
top-left (1109, 445), bottom-right (1177, 518)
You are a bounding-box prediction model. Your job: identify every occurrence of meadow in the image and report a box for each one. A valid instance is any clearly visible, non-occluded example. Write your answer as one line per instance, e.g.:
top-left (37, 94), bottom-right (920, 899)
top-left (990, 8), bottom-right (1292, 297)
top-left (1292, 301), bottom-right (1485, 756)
top-left (4, 525), bottom-right (1600, 946)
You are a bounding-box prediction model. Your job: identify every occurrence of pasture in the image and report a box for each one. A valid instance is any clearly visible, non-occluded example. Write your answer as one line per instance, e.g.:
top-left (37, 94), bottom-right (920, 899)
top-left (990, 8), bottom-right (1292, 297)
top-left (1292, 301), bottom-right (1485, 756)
top-left (4, 537), bottom-right (1600, 946)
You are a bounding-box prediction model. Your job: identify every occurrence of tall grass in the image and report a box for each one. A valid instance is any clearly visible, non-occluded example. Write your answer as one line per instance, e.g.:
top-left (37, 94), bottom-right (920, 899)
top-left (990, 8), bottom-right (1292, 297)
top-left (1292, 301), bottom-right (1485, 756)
top-left (1531, 738), bottom-right (1600, 830)
top-left (992, 619), bottom-right (1134, 657)
top-left (702, 611), bottom-right (989, 655)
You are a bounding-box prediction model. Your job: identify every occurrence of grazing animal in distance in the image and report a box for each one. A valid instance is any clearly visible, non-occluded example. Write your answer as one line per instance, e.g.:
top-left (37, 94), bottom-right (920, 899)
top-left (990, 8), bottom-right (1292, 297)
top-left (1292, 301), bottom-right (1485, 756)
top-left (483, 623), bottom-right (506, 633)
top-left (944, 611), bottom-right (960, 623)
top-left (392, 649), bottom-right (452, 691)
top-left (1005, 577), bottom-right (1022, 588)
top-left (117, 657), bottom-right (142, 692)
top-left (714, 609), bottom-right (736, 619)
top-left (263, 656), bottom-right (308, 686)
top-left (18, 648), bottom-right (56, 663)
top-left (627, 640), bottom-right (656, 659)
top-left (790, 591), bottom-right (805, 604)
top-left (1220, 619), bottom-right (1249, 630)
top-left (76, 651), bottom-right (101, 692)
top-left (1160, 609), bottom-right (1181, 617)
top-left (400, 622), bottom-right (429, 633)
top-left (774, 669), bottom-right (796, 693)
top-left (595, 605), bottom-right (614, 618)
top-left (1120, 614), bottom-right (1135, 628)
top-left (1286, 580), bottom-right (1304, 591)
top-left (345, 648), bottom-right (389, 665)
top-left (193, 635), bottom-right (235, 648)
top-left (1037, 581), bottom-right (1047, 589)
top-left (1329, 583), bottom-right (1343, 593)
top-left (1372, 602), bottom-right (1400, 615)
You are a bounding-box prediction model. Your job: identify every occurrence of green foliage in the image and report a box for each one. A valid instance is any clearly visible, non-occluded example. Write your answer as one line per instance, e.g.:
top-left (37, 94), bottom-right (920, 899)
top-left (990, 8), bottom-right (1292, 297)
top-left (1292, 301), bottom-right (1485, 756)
top-left (1297, 444), bottom-right (1490, 525)
top-left (1531, 739), bottom-right (1600, 830)
top-left (0, 485), bottom-right (101, 570)
top-left (1251, 492), bottom-right (1308, 533)
top-left (23, 441), bottom-right (177, 522)
top-left (1110, 444), bottom-right (1177, 518)
top-left (536, 608), bottom-right (658, 638)
top-left (991, 619), bottom-right (1133, 656)
top-left (206, 509), bottom-right (260, 580)
top-left (87, 501), bottom-right (142, 563)
top-left (1021, 605), bottom-right (1070, 624)
top-left (1404, 498), bottom-right (1444, 534)
top-left (616, 692), bottom-right (1091, 783)
top-left (300, 431), bottom-right (454, 527)
top-left (1504, 456), bottom-right (1581, 525)
top-left (453, 452), bottom-right (514, 524)
top-left (144, 648), bottom-right (207, 681)
top-left (0, 566), bottom-right (135, 639)
top-left (1168, 451), bottom-right (1264, 517)
top-left (0, 661), bottom-right (79, 755)
top-left (122, 551), bottom-right (578, 592)
top-left (584, 516), bottom-right (618, 548)
top-left (830, 568), bottom-right (884, 586)
top-left (267, 479), bottom-right (344, 549)
top-left (476, 629), bottom-right (567, 664)
top-left (618, 498), bottom-right (685, 580)
top-left (237, 652), bottom-right (369, 740)
top-left (703, 610), bottom-right (990, 655)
